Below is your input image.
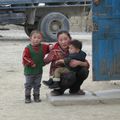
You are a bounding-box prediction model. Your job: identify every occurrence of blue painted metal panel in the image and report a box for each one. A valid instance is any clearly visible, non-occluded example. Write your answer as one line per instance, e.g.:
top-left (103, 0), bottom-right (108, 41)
top-left (92, 0), bottom-right (120, 81)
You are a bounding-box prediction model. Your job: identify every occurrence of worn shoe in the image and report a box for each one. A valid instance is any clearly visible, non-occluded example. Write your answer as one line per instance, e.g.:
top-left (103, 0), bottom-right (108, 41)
top-left (42, 78), bottom-right (53, 86)
top-left (49, 81), bottom-right (60, 89)
top-left (50, 90), bottom-right (63, 96)
top-left (69, 89), bottom-right (85, 95)
top-left (25, 95), bottom-right (31, 103)
top-left (33, 94), bottom-right (41, 102)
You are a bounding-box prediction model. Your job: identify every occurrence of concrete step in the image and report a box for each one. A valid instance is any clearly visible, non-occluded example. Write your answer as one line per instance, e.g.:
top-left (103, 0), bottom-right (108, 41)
top-left (46, 89), bottom-right (120, 106)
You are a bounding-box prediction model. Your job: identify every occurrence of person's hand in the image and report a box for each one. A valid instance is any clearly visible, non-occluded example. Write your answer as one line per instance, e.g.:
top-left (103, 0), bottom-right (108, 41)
top-left (31, 64), bottom-right (36, 68)
top-left (69, 60), bottom-right (89, 68)
top-left (49, 44), bottom-right (54, 51)
top-left (56, 59), bottom-right (64, 64)
top-left (55, 59), bottom-right (64, 65)
top-left (69, 60), bottom-right (81, 68)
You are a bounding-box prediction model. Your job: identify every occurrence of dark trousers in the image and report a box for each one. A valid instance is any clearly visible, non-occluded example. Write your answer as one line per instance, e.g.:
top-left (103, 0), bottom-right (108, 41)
top-left (69, 67), bottom-right (89, 93)
top-left (24, 74), bottom-right (42, 96)
top-left (55, 67), bottom-right (89, 94)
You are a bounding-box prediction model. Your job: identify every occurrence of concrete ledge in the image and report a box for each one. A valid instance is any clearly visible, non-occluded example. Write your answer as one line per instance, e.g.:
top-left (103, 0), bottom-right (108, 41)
top-left (46, 89), bottom-right (120, 106)
top-left (94, 89), bottom-right (120, 104)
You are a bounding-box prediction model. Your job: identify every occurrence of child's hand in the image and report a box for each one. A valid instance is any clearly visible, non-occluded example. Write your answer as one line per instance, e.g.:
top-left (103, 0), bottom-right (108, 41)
top-left (49, 44), bottom-right (53, 51)
top-left (55, 59), bottom-right (64, 64)
top-left (31, 64), bottom-right (36, 68)
top-left (69, 60), bottom-right (82, 68)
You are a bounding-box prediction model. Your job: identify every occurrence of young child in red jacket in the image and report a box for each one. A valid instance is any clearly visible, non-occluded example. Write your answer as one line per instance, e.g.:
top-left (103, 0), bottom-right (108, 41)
top-left (22, 30), bottom-right (49, 103)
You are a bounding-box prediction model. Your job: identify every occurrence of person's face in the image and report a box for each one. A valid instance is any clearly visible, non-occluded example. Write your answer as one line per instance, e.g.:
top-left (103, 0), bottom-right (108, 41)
top-left (69, 44), bottom-right (80, 54)
top-left (30, 33), bottom-right (42, 46)
top-left (58, 33), bottom-right (71, 50)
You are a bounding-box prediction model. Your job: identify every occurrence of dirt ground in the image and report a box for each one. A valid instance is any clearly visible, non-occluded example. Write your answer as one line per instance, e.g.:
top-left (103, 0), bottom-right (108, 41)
top-left (0, 29), bottom-right (120, 120)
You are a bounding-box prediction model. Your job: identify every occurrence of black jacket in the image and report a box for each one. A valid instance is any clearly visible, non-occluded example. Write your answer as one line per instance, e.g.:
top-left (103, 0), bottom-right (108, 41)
top-left (64, 50), bottom-right (86, 71)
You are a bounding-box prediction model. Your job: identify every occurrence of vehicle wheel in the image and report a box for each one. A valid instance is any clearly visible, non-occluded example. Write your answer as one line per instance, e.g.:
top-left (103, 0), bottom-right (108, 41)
top-left (24, 23), bottom-right (37, 36)
top-left (39, 12), bottom-right (70, 42)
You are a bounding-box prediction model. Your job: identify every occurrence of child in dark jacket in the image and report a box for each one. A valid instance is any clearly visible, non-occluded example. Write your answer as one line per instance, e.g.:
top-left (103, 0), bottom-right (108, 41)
top-left (44, 39), bottom-right (86, 89)
top-left (22, 30), bottom-right (49, 103)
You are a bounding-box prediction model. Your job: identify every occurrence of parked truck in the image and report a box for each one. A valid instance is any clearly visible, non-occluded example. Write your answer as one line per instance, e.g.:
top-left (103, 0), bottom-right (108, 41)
top-left (0, 0), bottom-right (91, 41)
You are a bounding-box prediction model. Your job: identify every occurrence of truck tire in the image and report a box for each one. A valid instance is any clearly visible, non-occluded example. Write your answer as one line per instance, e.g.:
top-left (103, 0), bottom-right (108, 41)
top-left (39, 12), bottom-right (70, 42)
top-left (24, 23), bottom-right (37, 36)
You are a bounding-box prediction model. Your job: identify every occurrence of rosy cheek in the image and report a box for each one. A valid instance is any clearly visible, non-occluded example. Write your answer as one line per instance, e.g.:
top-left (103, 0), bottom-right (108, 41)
top-left (58, 38), bottom-right (62, 42)
top-left (65, 41), bottom-right (69, 45)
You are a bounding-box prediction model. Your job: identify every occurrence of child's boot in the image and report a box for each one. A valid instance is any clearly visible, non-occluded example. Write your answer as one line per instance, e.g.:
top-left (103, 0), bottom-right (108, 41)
top-left (33, 94), bottom-right (41, 103)
top-left (25, 95), bottom-right (31, 103)
top-left (42, 78), bottom-right (53, 86)
top-left (49, 81), bottom-right (60, 89)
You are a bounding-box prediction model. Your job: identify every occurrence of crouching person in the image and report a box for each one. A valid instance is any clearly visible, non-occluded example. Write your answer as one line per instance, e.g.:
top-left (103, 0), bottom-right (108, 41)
top-left (43, 30), bottom-right (89, 96)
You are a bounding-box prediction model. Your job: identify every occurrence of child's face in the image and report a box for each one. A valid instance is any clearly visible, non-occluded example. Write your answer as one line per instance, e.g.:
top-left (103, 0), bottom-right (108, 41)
top-left (58, 33), bottom-right (71, 50)
top-left (69, 44), bottom-right (80, 54)
top-left (30, 33), bottom-right (42, 46)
